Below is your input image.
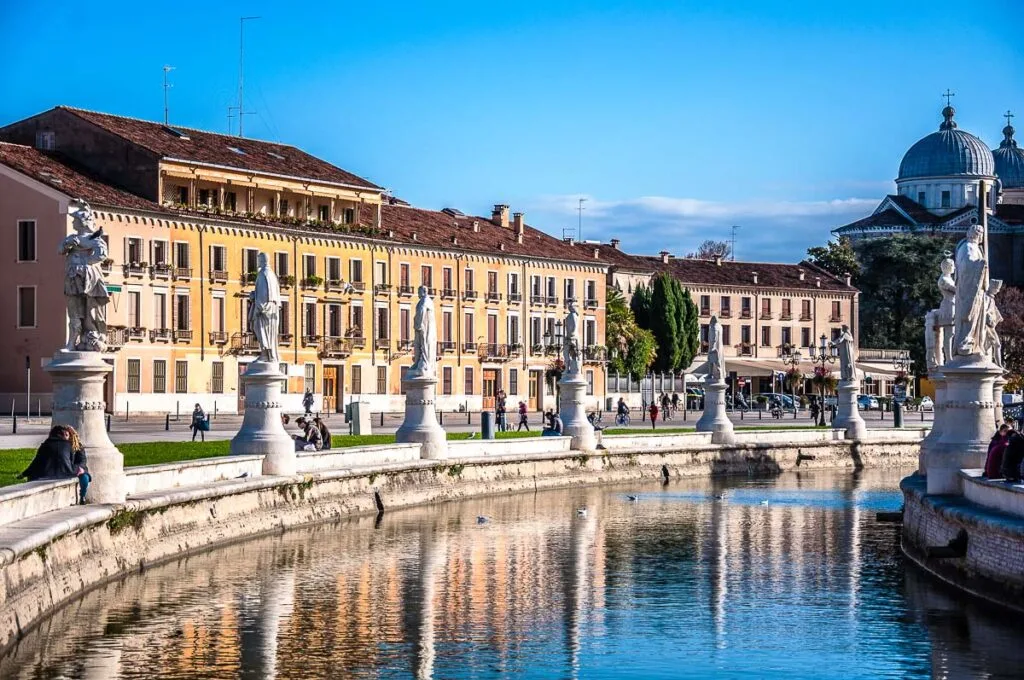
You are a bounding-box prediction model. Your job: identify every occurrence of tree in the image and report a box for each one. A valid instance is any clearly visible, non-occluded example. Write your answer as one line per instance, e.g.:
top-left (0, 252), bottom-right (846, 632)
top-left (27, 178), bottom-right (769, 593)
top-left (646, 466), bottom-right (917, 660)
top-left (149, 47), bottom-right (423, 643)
top-left (607, 288), bottom-right (656, 377)
top-left (996, 285), bottom-right (1024, 390)
top-left (806, 237), bottom-right (860, 280)
top-left (632, 274), bottom-right (700, 373)
top-left (685, 239), bottom-right (732, 260)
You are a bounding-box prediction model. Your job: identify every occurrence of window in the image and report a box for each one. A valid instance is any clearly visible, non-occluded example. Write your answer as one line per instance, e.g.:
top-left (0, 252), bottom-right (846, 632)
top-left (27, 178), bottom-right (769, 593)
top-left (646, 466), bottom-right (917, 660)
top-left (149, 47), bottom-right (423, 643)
top-left (761, 326), bottom-right (771, 347)
top-left (531, 275), bottom-right (541, 296)
top-left (741, 325), bottom-right (751, 345)
top-left (154, 293), bottom-right (166, 329)
top-left (280, 301), bottom-right (290, 336)
top-left (243, 248), bottom-right (259, 274)
top-left (127, 359), bottom-right (141, 393)
top-left (17, 287), bottom-right (35, 327)
top-left (801, 299), bottom-right (811, 320)
top-left (488, 271), bottom-right (498, 294)
top-left (280, 363), bottom-right (289, 393)
top-left (212, 361), bottom-right (224, 393)
top-left (127, 291), bottom-right (141, 328)
top-left (198, 188), bottom-right (211, 206)
top-left (801, 327), bottom-right (811, 348)
top-left (225, 191), bottom-right (237, 211)
top-left (585, 279), bottom-right (596, 302)
top-left (175, 242), bottom-right (190, 269)
top-left (175, 294), bottom-right (189, 330)
top-left (464, 312), bottom-right (474, 345)
top-left (509, 315), bottom-right (520, 345)
top-left (442, 267), bottom-right (453, 292)
top-left (343, 207), bottom-right (355, 224)
top-left (152, 240), bottom-right (168, 266)
top-left (720, 296), bottom-right (731, 316)
top-left (465, 268), bottom-right (475, 291)
top-left (318, 205), bottom-right (329, 221)
top-left (487, 314), bottom-right (498, 344)
top-left (584, 318), bottom-right (596, 347)
top-left (722, 325), bottom-right (731, 346)
top-left (700, 323), bottom-right (709, 347)
top-left (279, 198), bottom-right (289, 216)
top-left (35, 130), bottom-right (55, 150)
top-left (546, 276), bottom-right (556, 298)
top-left (831, 301), bottom-right (842, 321)
top-left (153, 360), bottom-right (166, 393)
top-left (442, 311), bottom-right (453, 343)
top-left (509, 368), bottom-right (518, 395)
top-left (350, 306), bottom-right (364, 336)
top-left (275, 252), bottom-right (289, 277)
top-left (304, 302), bottom-right (316, 337)
top-left (210, 245), bottom-right (226, 272)
top-left (586, 370), bottom-right (594, 395)
top-left (400, 308), bottom-right (410, 342)
top-left (699, 295), bottom-right (711, 314)
top-left (327, 304), bottom-right (342, 337)
top-left (531, 317), bottom-right (542, 347)
top-left (377, 366), bottom-right (387, 394)
top-left (464, 367), bottom-right (474, 395)
top-left (781, 327), bottom-right (792, 346)
top-left (326, 257), bottom-right (341, 283)
top-left (376, 307), bottom-right (388, 340)
top-left (760, 298), bottom-right (772, 317)
top-left (127, 237), bottom-right (143, 264)
top-left (177, 186), bottom-right (188, 204)
top-left (917, 191), bottom-right (926, 205)
top-left (510, 273), bottom-right (521, 297)
top-left (304, 363), bottom-right (315, 393)
top-left (350, 259), bottom-right (364, 284)
top-left (941, 190), bottom-right (951, 208)
top-left (442, 366), bottom-right (453, 395)
top-left (175, 360), bottom-right (188, 393)
top-left (303, 254), bottom-right (316, 277)
top-left (17, 220), bottom-right (35, 261)
top-left (421, 265), bottom-right (432, 288)
top-left (400, 263), bottom-right (410, 288)
top-left (352, 365), bottom-right (362, 394)
top-left (741, 297), bottom-right (752, 317)
top-left (376, 260), bottom-right (388, 285)
top-left (781, 299), bottom-right (791, 319)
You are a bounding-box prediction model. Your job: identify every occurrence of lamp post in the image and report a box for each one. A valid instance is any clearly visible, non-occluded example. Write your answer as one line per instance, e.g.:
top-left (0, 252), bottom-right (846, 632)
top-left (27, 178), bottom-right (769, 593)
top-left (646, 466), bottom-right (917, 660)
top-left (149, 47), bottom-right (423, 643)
top-left (783, 348), bottom-right (803, 419)
top-left (809, 334), bottom-right (836, 426)
top-left (543, 321), bottom-right (565, 411)
top-left (891, 349), bottom-right (911, 425)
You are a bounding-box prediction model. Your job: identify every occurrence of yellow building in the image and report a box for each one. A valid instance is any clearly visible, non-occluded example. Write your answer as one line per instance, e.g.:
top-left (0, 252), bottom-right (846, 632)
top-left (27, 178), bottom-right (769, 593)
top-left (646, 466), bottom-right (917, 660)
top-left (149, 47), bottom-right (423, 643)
top-left (0, 107), bottom-right (610, 414)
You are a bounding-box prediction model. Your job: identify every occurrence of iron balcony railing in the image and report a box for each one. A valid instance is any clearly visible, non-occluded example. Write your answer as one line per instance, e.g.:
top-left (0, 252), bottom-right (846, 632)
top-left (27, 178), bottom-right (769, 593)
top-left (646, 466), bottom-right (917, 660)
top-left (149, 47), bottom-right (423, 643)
top-left (319, 337), bottom-right (352, 359)
top-left (149, 328), bottom-right (171, 342)
top-left (209, 331), bottom-right (228, 345)
top-left (230, 332), bottom-right (259, 354)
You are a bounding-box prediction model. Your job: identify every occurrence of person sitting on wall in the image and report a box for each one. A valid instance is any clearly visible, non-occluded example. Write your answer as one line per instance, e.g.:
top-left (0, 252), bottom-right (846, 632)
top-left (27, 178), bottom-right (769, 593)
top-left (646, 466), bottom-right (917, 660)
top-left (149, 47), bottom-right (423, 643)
top-left (542, 410), bottom-right (563, 436)
top-left (292, 417), bottom-right (323, 452)
top-left (1000, 427), bottom-right (1024, 482)
top-left (20, 425), bottom-right (91, 504)
top-left (314, 416), bottom-right (332, 451)
top-left (984, 424), bottom-right (1011, 478)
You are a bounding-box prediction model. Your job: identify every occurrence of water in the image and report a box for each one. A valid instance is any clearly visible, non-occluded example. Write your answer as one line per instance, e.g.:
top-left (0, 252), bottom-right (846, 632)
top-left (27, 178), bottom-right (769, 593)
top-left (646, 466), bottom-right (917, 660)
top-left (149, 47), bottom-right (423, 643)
top-left (3, 468), bottom-right (1023, 679)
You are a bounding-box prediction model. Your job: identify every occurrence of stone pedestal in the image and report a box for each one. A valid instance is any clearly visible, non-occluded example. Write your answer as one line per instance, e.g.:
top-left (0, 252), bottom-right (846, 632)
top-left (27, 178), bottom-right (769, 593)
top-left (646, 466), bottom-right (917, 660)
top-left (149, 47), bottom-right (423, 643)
top-left (558, 372), bottom-right (597, 451)
top-left (231, 360), bottom-right (295, 476)
top-left (396, 375), bottom-right (447, 459)
top-left (696, 381), bottom-right (735, 444)
top-left (45, 350), bottom-right (126, 504)
top-left (921, 355), bottom-right (1001, 495)
top-left (920, 372), bottom-right (946, 474)
top-left (833, 380), bottom-right (868, 439)
top-left (993, 375), bottom-right (1007, 428)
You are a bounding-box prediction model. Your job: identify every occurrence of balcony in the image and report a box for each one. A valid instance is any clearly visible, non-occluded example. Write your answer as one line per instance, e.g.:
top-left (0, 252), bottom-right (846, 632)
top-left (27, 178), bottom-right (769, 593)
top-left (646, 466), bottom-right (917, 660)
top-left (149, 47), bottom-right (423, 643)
top-left (209, 330), bottom-right (228, 345)
top-left (242, 271), bottom-right (258, 286)
top-left (481, 343), bottom-right (509, 361)
top-left (123, 262), bottom-right (147, 278)
top-left (700, 307), bottom-right (711, 317)
top-left (463, 289), bottom-right (478, 301)
top-left (719, 309), bottom-right (731, 318)
top-left (440, 288), bottom-right (456, 300)
top-left (349, 334), bottom-right (366, 349)
top-left (530, 294), bottom-right (545, 306)
top-left (777, 345), bottom-right (799, 358)
top-left (319, 337), bottom-right (352, 359)
top-left (508, 343), bottom-right (523, 357)
top-left (740, 310), bottom-right (752, 319)
top-left (374, 283), bottom-right (391, 296)
top-left (302, 334), bottom-right (320, 348)
top-left (397, 339), bottom-right (414, 353)
top-left (584, 298), bottom-right (599, 310)
top-left (149, 328), bottom-right (171, 342)
top-left (531, 344), bottom-right (545, 356)
top-left (508, 292), bottom-right (522, 304)
top-left (100, 260), bottom-right (113, 275)
top-left (830, 315), bottom-right (843, 322)
top-left (350, 281), bottom-right (366, 293)
top-left (150, 263), bottom-right (172, 279)
top-left (699, 340), bottom-right (709, 355)
top-left (759, 312), bottom-right (773, 320)
top-left (127, 327), bottom-right (146, 341)
top-left (583, 345), bottom-right (607, 363)
top-left (544, 296), bottom-right (558, 307)
top-left (737, 342), bottom-right (753, 357)
top-left (325, 279), bottom-right (346, 293)
top-left (462, 341), bottom-right (477, 353)
top-left (230, 332), bottom-right (259, 354)
top-left (486, 291), bottom-right (502, 303)
top-left (209, 269), bottom-right (228, 284)
top-left (279, 333), bottom-right (293, 346)
top-left (398, 285), bottom-right (414, 297)
top-left (780, 313), bottom-right (793, 321)
top-left (279, 275), bottom-right (295, 289)
top-left (799, 313), bottom-right (812, 321)
top-left (439, 341), bottom-right (456, 354)
top-left (106, 326), bottom-right (127, 350)
top-left (173, 329), bottom-right (193, 343)
top-left (172, 267), bottom-right (192, 280)
top-left (301, 276), bottom-right (323, 290)
top-left (374, 337), bottom-right (391, 351)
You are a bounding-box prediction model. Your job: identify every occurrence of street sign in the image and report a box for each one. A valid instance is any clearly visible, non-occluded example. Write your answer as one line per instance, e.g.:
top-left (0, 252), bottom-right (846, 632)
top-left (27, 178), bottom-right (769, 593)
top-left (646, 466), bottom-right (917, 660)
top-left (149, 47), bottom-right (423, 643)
top-left (893, 385), bottom-right (907, 403)
top-left (106, 284), bottom-right (122, 293)
top-left (737, 378), bottom-right (746, 387)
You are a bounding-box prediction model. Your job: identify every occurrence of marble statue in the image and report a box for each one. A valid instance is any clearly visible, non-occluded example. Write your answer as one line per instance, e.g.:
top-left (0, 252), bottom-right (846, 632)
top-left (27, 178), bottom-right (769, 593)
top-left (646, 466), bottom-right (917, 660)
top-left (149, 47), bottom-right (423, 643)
top-left (984, 279), bottom-right (1004, 367)
top-left (936, 257), bottom-right (956, 364)
top-left (408, 286), bottom-right (437, 378)
top-left (61, 200), bottom-right (110, 352)
top-left (832, 324), bottom-right (857, 381)
top-left (708, 315), bottom-right (725, 383)
top-left (924, 310), bottom-right (941, 371)
top-left (248, 253), bottom-right (281, 362)
top-left (953, 225), bottom-right (987, 357)
top-left (564, 300), bottom-right (581, 376)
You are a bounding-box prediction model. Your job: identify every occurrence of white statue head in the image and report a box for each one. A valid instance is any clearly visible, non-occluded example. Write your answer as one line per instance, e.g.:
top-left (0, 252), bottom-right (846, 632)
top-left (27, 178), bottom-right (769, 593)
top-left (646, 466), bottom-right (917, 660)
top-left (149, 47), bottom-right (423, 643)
top-left (417, 285), bottom-right (427, 299)
top-left (967, 224), bottom-right (984, 244)
top-left (940, 258), bottom-right (954, 275)
top-left (258, 252), bottom-right (268, 269)
top-left (841, 324), bottom-right (850, 334)
top-left (709, 315), bottom-right (718, 327)
top-left (69, 199), bottom-right (95, 235)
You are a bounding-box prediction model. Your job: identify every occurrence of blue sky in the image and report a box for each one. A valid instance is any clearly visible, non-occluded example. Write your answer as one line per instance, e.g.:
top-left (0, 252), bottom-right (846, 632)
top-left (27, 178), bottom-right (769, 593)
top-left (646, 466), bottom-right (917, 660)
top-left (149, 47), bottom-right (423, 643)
top-left (2, 0), bottom-right (1021, 261)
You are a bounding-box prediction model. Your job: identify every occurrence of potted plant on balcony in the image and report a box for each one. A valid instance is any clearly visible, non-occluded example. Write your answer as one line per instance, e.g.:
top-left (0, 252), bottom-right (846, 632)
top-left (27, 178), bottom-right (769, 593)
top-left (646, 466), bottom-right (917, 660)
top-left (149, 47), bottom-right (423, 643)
top-left (244, 271), bottom-right (258, 284)
top-left (279, 274), bottom-right (295, 288)
top-left (303, 274), bottom-right (324, 288)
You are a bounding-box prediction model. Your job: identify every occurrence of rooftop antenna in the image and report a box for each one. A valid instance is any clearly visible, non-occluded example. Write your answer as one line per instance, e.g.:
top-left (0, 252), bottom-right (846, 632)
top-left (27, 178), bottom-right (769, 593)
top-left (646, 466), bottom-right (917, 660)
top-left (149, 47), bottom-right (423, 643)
top-left (227, 105), bottom-right (239, 135)
top-left (730, 225), bottom-right (740, 261)
top-left (577, 197), bottom-right (587, 242)
top-left (162, 65), bottom-right (175, 126)
top-left (238, 16), bottom-right (261, 137)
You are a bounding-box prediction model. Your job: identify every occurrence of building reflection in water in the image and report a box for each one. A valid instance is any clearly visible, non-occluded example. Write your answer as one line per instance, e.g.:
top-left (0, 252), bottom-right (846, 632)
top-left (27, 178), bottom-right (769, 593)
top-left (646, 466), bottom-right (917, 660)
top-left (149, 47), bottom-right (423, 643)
top-left (1, 468), bottom-right (1019, 679)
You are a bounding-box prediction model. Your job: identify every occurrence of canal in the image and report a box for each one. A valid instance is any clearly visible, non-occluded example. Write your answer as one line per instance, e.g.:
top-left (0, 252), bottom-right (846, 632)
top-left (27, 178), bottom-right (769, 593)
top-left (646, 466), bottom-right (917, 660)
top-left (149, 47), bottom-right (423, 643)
top-left (2, 467), bottom-right (1020, 679)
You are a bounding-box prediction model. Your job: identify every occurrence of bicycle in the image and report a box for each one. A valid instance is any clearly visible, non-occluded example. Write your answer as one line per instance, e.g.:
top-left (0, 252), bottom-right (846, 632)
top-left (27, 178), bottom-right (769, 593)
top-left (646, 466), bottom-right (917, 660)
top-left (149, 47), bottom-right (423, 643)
top-left (615, 412), bottom-right (631, 426)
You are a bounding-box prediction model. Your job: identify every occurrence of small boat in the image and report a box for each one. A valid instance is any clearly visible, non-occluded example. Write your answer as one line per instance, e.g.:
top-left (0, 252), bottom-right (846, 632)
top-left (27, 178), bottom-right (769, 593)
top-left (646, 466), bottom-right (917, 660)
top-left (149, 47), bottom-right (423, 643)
top-left (627, 495), bottom-right (639, 502)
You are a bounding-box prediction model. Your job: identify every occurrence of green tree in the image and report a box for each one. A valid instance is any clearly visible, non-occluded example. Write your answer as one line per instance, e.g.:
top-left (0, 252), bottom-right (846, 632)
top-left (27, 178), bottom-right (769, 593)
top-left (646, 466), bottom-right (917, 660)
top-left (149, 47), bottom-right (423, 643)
top-left (632, 274), bottom-right (700, 373)
top-left (806, 237), bottom-right (860, 280)
top-left (607, 288), bottom-right (656, 377)
top-left (679, 285), bottom-right (699, 369)
top-left (996, 285), bottom-right (1024, 390)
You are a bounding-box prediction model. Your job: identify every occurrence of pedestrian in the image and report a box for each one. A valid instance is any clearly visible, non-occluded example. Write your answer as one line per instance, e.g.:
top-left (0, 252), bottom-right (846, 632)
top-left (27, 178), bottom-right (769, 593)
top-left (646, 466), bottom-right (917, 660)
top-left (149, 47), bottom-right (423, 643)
top-left (809, 398), bottom-right (820, 425)
top-left (496, 389), bottom-right (507, 432)
top-left (517, 401), bottom-right (529, 431)
top-left (661, 393), bottom-right (670, 421)
top-left (671, 392), bottom-right (680, 414)
top-left (1001, 428), bottom-right (1024, 482)
top-left (314, 416), bottom-right (332, 451)
top-left (985, 424), bottom-right (1011, 478)
top-left (649, 403), bottom-right (659, 430)
top-left (190, 403), bottom-right (207, 442)
top-left (19, 425), bottom-right (91, 504)
top-left (302, 389), bottom-right (315, 417)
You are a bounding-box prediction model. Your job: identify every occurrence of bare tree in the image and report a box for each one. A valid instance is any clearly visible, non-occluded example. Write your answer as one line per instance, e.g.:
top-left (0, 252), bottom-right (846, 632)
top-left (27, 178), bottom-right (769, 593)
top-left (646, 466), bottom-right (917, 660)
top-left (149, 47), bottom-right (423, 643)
top-left (684, 240), bottom-right (732, 260)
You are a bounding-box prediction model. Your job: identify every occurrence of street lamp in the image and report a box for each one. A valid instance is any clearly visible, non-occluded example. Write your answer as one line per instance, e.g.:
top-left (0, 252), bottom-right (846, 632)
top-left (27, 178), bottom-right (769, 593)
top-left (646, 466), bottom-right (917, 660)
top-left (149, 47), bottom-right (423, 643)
top-left (891, 349), bottom-right (911, 420)
top-left (809, 334), bottom-right (836, 426)
top-left (783, 348), bottom-right (803, 420)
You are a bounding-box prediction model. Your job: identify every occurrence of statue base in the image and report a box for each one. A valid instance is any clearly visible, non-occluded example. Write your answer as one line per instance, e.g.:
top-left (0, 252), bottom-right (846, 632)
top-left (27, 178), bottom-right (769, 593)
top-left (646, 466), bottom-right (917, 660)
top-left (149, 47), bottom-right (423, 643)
top-left (396, 374), bottom-right (447, 460)
top-left (45, 350), bottom-right (126, 504)
top-left (833, 380), bottom-right (867, 439)
top-left (558, 372), bottom-right (596, 451)
top-left (231, 360), bottom-right (295, 476)
top-left (993, 375), bottom-right (1007, 428)
top-left (919, 372), bottom-right (946, 474)
top-left (921, 355), bottom-right (1001, 495)
top-left (696, 381), bottom-right (735, 444)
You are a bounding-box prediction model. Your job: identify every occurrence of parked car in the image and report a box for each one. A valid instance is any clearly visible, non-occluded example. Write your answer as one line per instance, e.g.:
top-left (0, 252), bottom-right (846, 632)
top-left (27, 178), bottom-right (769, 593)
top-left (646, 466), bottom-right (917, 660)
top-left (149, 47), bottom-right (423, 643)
top-left (757, 393), bottom-right (796, 409)
top-left (857, 395), bottom-right (880, 411)
top-left (919, 396), bottom-right (934, 412)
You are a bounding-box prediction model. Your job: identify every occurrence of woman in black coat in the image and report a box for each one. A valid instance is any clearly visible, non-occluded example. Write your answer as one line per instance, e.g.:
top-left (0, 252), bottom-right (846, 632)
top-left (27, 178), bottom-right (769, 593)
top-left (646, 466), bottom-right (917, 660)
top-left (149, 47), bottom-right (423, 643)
top-left (20, 425), bottom-right (91, 503)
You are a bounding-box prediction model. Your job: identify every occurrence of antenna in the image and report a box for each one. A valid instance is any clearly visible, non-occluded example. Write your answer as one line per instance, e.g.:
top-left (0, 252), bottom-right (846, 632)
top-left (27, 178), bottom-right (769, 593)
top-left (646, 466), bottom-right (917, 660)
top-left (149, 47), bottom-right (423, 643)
top-left (162, 65), bottom-right (175, 126)
top-left (227, 105), bottom-right (239, 135)
top-left (730, 225), bottom-right (740, 261)
top-left (577, 198), bottom-right (587, 242)
top-left (238, 16), bottom-right (261, 137)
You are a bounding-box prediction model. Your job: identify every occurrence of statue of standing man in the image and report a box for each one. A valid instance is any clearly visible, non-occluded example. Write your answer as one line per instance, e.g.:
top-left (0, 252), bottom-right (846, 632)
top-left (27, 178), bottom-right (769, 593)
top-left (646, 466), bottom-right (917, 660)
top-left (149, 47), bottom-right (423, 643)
top-left (953, 225), bottom-right (987, 358)
top-left (563, 300), bottom-right (581, 376)
top-left (249, 253), bottom-right (281, 362)
top-left (408, 286), bottom-right (437, 378)
top-left (708, 315), bottom-right (725, 383)
top-left (832, 324), bottom-right (857, 382)
top-left (936, 257), bottom-right (956, 364)
top-left (61, 199), bottom-right (110, 351)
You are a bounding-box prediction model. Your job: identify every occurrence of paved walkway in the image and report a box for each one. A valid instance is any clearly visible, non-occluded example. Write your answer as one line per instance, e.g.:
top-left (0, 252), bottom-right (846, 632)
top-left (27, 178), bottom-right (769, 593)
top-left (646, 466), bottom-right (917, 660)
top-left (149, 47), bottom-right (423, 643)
top-left (0, 408), bottom-right (932, 450)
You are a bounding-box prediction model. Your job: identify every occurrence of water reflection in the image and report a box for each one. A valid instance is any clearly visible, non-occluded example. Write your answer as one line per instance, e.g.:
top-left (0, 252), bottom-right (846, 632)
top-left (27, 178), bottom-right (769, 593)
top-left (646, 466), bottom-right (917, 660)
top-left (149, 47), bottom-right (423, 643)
top-left (2, 468), bottom-right (1021, 679)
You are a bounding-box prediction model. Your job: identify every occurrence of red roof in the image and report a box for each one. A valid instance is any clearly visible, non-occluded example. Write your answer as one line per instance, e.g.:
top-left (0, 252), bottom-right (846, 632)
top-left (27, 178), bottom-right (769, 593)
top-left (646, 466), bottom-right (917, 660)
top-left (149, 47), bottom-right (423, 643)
top-left (656, 257), bottom-right (853, 291)
top-left (60, 107), bottom-right (382, 190)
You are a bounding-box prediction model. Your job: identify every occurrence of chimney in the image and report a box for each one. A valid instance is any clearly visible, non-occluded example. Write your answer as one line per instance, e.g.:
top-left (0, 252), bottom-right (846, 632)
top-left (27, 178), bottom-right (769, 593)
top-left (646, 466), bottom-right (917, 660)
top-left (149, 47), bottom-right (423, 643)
top-left (752, 271), bottom-right (759, 284)
top-left (472, 220), bottom-right (479, 233)
top-left (714, 255), bottom-right (722, 266)
top-left (843, 272), bottom-right (851, 286)
top-left (491, 204), bottom-right (510, 228)
top-left (412, 232), bottom-right (418, 242)
top-left (798, 269), bottom-right (805, 281)
top-left (452, 236), bottom-right (458, 245)
top-left (659, 250), bottom-right (670, 264)
top-left (499, 243), bottom-right (506, 251)
top-left (512, 212), bottom-right (525, 235)
top-left (610, 238), bottom-right (621, 250)
top-left (815, 277), bottom-right (821, 288)
top-left (594, 248), bottom-right (600, 259)
top-left (517, 232), bottom-right (523, 245)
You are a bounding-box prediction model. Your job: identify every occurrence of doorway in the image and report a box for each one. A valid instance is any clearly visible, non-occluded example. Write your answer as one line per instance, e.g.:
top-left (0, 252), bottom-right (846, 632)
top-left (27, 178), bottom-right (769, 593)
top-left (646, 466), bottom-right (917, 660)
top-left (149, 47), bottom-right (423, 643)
top-left (322, 365), bottom-right (344, 413)
top-left (530, 369), bottom-right (544, 412)
top-left (482, 369), bottom-right (499, 410)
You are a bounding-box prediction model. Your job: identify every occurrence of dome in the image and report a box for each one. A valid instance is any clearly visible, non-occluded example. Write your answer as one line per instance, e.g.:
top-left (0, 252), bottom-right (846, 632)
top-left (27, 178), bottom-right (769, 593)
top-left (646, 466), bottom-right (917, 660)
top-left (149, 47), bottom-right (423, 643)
top-left (993, 120), bottom-right (1024, 189)
top-left (897, 106), bottom-right (995, 180)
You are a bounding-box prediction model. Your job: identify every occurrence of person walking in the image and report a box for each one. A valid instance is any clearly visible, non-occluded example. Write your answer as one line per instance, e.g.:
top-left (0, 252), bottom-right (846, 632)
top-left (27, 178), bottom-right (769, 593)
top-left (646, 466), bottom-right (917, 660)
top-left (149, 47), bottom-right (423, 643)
top-left (302, 389), bottom-right (315, 417)
top-left (517, 401), bottom-right (529, 431)
top-left (496, 390), bottom-right (507, 432)
top-left (671, 392), bottom-right (680, 415)
top-left (661, 393), bottom-right (670, 421)
top-left (190, 403), bottom-right (207, 442)
top-left (649, 403), bottom-right (659, 430)
top-left (20, 425), bottom-right (91, 504)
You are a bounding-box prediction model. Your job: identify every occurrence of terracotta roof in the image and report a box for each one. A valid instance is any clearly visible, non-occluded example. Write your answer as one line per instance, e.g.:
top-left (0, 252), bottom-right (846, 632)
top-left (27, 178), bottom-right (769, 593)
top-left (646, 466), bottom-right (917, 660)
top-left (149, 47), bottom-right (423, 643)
top-left (834, 208), bottom-right (913, 233)
top-left (590, 243), bottom-right (658, 270)
top-left (59, 107), bottom-right (382, 190)
top-left (651, 256), bottom-right (854, 292)
top-left (0, 142), bottom-right (160, 211)
top-left (887, 194), bottom-right (942, 224)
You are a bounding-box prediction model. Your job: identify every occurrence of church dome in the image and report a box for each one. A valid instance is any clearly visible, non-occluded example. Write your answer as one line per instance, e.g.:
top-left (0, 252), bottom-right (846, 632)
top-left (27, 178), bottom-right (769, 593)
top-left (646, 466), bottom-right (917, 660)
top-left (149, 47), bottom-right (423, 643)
top-left (898, 106), bottom-right (996, 180)
top-left (993, 117), bottom-right (1024, 189)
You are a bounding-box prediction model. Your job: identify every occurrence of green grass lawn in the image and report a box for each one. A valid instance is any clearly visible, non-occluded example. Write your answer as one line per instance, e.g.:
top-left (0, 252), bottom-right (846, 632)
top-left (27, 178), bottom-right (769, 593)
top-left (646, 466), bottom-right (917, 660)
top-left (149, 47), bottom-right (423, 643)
top-left (0, 430), bottom-right (541, 488)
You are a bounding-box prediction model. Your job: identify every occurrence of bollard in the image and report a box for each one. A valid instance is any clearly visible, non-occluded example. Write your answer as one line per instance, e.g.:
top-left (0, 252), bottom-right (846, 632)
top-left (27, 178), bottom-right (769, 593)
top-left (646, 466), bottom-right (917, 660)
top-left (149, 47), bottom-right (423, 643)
top-left (165, 413), bottom-right (170, 431)
top-left (921, 409), bottom-right (925, 422)
top-left (741, 408), bottom-right (744, 421)
top-left (125, 402), bottom-right (129, 422)
top-left (176, 401), bottom-right (180, 421)
top-left (214, 402), bottom-right (217, 420)
top-left (440, 411), bottom-right (444, 425)
top-left (381, 411), bottom-right (385, 427)
top-left (11, 414), bottom-right (15, 434)
top-left (467, 411), bottom-right (471, 425)
top-left (758, 409), bottom-right (762, 421)
top-left (106, 413), bottom-right (111, 432)
top-left (481, 411), bottom-right (495, 440)
top-left (894, 402), bottom-right (904, 428)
